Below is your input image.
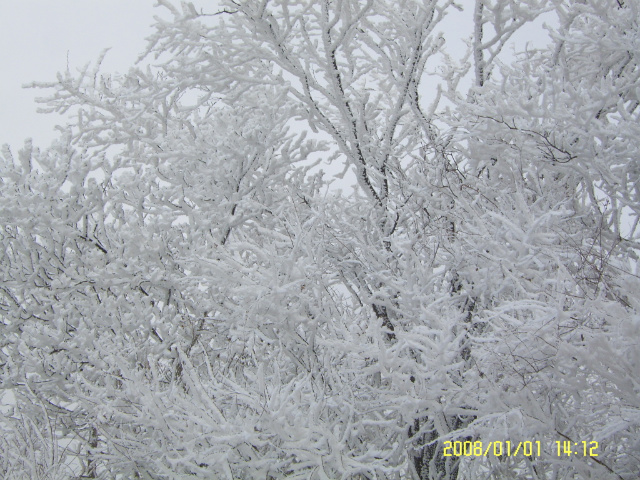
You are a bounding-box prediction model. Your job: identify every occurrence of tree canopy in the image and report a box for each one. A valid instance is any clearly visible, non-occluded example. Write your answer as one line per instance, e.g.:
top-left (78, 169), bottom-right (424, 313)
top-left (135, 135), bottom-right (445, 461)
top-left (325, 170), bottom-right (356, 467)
top-left (1, 1), bottom-right (638, 479)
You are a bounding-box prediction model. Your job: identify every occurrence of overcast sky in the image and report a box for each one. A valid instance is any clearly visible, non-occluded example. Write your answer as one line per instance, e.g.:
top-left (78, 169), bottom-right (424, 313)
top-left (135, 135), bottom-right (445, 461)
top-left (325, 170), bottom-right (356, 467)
top-left (0, 1), bottom-right (169, 148)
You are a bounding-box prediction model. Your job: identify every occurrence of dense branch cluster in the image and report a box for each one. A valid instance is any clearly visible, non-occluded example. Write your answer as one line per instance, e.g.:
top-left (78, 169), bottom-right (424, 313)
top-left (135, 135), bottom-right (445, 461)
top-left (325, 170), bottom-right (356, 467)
top-left (1, 1), bottom-right (638, 479)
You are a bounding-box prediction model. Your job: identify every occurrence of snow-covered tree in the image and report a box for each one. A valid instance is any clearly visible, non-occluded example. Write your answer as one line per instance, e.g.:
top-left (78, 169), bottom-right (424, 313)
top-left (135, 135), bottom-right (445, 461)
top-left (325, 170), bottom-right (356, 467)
top-left (1, 0), bottom-right (638, 479)
top-left (451, 0), bottom-right (640, 477)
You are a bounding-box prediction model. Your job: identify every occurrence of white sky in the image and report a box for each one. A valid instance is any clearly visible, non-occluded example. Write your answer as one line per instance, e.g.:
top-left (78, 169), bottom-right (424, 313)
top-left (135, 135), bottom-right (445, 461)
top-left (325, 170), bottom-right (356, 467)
top-left (0, 1), bottom-right (170, 148)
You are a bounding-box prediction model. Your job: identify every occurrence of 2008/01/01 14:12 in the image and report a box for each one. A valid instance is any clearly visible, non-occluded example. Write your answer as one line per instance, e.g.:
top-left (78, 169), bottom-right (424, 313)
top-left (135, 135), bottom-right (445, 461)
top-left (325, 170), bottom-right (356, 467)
top-left (443, 440), bottom-right (599, 457)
